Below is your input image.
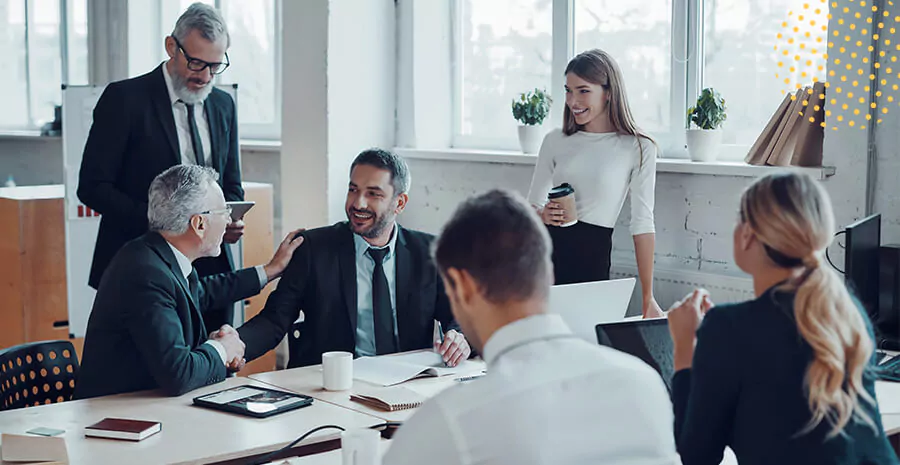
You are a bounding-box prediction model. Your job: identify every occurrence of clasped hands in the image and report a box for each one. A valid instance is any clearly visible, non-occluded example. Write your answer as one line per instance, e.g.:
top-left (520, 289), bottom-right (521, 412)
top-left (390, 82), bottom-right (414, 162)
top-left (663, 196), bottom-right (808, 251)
top-left (209, 324), bottom-right (247, 372)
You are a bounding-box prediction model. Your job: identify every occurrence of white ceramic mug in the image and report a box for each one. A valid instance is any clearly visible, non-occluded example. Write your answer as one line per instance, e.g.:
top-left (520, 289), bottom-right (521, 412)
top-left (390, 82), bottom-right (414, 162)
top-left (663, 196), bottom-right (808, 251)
top-left (322, 351), bottom-right (353, 391)
top-left (341, 428), bottom-right (380, 465)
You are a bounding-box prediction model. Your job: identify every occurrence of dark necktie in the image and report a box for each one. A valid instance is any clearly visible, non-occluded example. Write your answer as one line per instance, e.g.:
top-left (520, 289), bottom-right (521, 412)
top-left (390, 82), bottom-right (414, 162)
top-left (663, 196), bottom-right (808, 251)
top-left (187, 270), bottom-right (205, 345)
top-left (180, 100), bottom-right (205, 166)
top-left (187, 270), bottom-right (201, 307)
top-left (367, 247), bottom-right (397, 355)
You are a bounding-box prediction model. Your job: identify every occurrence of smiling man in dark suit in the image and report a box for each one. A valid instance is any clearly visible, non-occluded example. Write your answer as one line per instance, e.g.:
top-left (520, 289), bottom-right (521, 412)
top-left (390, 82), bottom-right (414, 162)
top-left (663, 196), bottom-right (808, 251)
top-left (238, 149), bottom-right (471, 368)
top-left (77, 3), bottom-right (243, 334)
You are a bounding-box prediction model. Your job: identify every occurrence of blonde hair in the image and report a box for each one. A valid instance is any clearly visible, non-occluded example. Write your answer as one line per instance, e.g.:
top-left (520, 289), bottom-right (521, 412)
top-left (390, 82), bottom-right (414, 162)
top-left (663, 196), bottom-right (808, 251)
top-left (562, 49), bottom-right (657, 167)
top-left (740, 172), bottom-right (876, 438)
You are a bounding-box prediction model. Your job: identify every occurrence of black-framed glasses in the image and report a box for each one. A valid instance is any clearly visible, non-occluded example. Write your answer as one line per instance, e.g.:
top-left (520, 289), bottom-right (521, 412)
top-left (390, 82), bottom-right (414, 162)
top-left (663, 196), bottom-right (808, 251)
top-left (173, 37), bottom-right (230, 75)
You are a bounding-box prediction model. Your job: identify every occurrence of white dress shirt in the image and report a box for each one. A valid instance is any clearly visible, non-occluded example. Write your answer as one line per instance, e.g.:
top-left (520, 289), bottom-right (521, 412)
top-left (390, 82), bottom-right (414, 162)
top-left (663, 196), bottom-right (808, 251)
top-left (161, 61), bottom-right (213, 166)
top-left (166, 242), bottom-right (269, 365)
top-left (383, 313), bottom-right (680, 465)
top-left (527, 129), bottom-right (658, 235)
top-left (353, 225), bottom-right (400, 356)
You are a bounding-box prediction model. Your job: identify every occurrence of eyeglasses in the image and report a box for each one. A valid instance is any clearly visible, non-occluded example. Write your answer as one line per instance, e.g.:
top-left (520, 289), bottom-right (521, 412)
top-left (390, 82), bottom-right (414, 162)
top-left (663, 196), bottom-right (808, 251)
top-left (173, 37), bottom-right (230, 75)
top-left (200, 206), bottom-right (232, 219)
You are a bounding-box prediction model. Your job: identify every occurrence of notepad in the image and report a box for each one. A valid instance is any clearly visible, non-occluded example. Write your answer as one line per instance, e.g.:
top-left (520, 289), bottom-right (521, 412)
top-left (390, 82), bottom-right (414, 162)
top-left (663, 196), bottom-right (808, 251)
top-left (353, 351), bottom-right (473, 387)
top-left (84, 418), bottom-right (161, 441)
top-left (0, 433), bottom-right (69, 464)
top-left (350, 386), bottom-right (426, 412)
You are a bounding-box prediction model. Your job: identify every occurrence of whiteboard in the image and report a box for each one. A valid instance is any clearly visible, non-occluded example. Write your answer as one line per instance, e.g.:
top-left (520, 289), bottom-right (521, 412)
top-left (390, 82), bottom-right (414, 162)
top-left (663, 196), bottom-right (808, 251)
top-left (63, 83), bottom-right (240, 338)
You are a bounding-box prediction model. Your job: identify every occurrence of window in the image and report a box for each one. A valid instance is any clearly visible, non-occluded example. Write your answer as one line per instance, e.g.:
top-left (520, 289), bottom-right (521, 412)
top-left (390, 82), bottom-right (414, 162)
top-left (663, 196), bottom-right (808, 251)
top-left (0, 0), bottom-right (87, 131)
top-left (156, 0), bottom-right (281, 140)
top-left (574, 0), bottom-right (673, 136)
top-left (703, 0), bottom-right (827, 145)
top-left (453, 0), bottom-right (553, 149)
top-left (442, 0), bottom-right (828, 157)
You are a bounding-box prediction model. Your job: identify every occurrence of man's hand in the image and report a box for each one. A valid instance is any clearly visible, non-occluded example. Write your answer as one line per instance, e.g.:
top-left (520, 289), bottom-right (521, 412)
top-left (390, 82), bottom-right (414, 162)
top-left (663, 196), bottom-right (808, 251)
top-left (263, 228), bottom-right (305, 281)
top-left (435, 330), bottom-right (470, 367)
top-left (223, 220), bottom-right (245, 244)
top-left (210, 324), bottom-right (246, 370)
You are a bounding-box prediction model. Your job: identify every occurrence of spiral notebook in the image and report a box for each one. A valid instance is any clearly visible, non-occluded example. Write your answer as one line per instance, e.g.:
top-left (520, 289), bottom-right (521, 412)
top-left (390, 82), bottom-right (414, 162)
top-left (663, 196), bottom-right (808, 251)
top-left (350, 386), bottom-right (426, 412)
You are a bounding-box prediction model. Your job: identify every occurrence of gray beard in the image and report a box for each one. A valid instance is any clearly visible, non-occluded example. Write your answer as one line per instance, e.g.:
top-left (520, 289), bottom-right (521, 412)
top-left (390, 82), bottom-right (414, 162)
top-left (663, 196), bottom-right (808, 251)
top-left (171, 71), bottom-right (213, 105)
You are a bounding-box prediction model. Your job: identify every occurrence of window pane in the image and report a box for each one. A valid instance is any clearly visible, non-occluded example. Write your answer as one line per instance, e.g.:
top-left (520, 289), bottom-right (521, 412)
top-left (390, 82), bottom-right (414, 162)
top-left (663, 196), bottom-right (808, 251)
top-left (220, 0), bottom-right (278, 132)
top-left (0, 1), bottom-right (29, 129)
top-left (703, 0), bottom-right (828, 145)
top-left (66, 0), bottom-right (88, 85)
top-left (455, 0), bottom-right (553, 145)
top-left (574, 0), bottom-right (673, 136)
top-left (28, 0), bottom-right (62, 126)
top-left (161, 0), bottom-right (214, 37)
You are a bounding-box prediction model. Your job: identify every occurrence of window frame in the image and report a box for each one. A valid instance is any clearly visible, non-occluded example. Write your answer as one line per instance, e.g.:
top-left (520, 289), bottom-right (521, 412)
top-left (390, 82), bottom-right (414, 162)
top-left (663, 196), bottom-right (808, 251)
top-left (154, 0), bottom-right (282, 141)
top-left (0, 0), bottom-right (84, 132)
top-left (444, 0), bottom-right (807, 161)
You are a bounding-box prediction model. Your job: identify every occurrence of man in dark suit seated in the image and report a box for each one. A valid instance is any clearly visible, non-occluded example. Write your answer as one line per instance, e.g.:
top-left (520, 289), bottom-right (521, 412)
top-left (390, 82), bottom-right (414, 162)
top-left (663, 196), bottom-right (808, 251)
top-left (77, 3), bottom-right (245, 335)
top-left (74, 165), bottom-right (302, 399)
top-left (238, 149), bottom-right (471, 368)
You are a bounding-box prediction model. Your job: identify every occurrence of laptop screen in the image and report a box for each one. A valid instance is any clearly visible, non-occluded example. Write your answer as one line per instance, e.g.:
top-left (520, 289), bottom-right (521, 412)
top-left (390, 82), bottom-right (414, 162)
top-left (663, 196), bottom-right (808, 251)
top-left (595, 318), bottom-right (674, 392)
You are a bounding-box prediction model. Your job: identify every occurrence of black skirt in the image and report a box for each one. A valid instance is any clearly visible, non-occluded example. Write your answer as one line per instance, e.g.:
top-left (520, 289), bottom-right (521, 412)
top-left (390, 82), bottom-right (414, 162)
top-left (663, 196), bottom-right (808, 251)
top-left (547, 221), bottom-right (613, 285)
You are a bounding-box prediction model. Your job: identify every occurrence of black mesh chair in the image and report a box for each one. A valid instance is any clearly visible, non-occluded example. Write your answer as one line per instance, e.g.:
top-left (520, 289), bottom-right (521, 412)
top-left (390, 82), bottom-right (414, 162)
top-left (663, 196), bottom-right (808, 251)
top-left (0, 340), bottom-right (79, 411)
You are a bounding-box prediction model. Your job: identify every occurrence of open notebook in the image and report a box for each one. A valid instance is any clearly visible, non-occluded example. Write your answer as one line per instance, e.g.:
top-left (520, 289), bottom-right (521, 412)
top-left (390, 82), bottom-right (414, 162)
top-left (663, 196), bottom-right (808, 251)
top-left (353, 350), bottom-right (474, 386)
top-left (350, 386), bottom-right (426, 412)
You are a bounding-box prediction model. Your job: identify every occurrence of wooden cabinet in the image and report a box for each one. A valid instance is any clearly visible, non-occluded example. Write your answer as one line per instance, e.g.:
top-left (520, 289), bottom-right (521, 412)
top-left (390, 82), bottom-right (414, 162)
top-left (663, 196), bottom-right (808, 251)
top-left (0, 183), bottom-right (278, 375)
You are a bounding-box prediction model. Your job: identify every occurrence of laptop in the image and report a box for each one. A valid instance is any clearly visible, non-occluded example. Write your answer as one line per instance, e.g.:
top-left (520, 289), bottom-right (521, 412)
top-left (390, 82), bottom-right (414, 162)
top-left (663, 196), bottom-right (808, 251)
top-left (548, 278), bottom-right (636, 343)
top-left (595, 317), bottom-right (674, 392)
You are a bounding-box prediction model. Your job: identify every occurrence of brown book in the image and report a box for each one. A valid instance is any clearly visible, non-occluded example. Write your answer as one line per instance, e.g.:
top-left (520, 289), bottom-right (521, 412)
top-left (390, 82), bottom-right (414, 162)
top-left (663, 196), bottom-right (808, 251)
top-left (84, 418), bottom-right (161, 441)
top-left (790, 81), bottom-right (826, 167)
top-left (745, 92), bottom-right (793, 165)
top-left (767, 87), bottom-right (809, 166)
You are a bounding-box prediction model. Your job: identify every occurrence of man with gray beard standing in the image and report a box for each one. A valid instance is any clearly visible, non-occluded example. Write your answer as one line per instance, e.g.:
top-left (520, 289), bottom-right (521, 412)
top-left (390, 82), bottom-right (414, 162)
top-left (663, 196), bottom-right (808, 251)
top-left (78, 3), bottom-right (246, 335)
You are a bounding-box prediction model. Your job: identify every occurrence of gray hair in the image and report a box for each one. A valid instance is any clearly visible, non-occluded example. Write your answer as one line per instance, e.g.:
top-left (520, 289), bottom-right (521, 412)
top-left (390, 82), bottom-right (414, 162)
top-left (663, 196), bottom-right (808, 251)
top-left (171, 2), bottom-right (230, 47)
top-left (350, 148), bottom-right (411, 196)
top-left (148, 165), bottom-right (220, 234)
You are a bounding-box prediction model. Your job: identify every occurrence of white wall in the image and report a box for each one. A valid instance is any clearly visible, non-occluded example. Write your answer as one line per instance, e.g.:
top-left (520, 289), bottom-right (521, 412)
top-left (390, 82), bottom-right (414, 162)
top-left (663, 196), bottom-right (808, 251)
top-left (327, 0), bottom-right (396, 223)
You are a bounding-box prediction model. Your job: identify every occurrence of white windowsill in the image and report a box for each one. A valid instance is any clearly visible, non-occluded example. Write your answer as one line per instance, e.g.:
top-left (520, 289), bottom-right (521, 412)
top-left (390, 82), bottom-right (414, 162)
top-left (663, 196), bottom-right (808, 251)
top-left (394, 147), bottom-right (837, 180)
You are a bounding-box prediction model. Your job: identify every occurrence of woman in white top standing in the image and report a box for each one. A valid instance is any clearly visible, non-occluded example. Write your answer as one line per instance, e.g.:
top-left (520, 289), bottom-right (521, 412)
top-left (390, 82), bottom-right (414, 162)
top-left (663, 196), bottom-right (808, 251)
top-left (527, 48), bottom-right (662, 318)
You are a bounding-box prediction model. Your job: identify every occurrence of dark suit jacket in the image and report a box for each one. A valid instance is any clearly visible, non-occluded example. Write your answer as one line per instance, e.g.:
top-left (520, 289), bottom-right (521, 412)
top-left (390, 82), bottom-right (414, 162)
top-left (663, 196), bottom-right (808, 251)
top-left (77, 63), bottom-right (243, 290)
top-left (74, 232), bottom-right (261, 399)
top-left (673, 287), bottom-right (897, 465)
top-left (238, 222), bottom-right (458, 368)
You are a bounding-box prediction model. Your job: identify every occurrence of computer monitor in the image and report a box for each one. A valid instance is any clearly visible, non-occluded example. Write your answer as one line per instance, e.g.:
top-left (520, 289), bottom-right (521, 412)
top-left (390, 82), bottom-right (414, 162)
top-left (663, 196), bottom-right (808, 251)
top-left (595, 318), bottom-right (674, 392)
top-left (845, 214), bottom-right (881, 322)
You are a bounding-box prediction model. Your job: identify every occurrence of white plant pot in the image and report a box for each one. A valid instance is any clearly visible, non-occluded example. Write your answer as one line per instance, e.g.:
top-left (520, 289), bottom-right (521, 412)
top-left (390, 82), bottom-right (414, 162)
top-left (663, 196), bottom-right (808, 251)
top-left (517, 124), bottom-right (542, 154)
top-left (685, 129), bottom-right (722, 162)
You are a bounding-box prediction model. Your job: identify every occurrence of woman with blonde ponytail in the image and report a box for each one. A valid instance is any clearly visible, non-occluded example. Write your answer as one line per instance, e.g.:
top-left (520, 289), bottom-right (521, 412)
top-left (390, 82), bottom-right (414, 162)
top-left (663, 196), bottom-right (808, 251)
top-left (667, 172), bottom-right (896, 465)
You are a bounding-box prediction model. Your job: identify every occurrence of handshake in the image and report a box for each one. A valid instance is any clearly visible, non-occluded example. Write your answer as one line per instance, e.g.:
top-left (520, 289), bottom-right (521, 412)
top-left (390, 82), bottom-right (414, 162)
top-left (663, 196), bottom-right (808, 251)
top-left (209, 325), bottom-right (247, 372)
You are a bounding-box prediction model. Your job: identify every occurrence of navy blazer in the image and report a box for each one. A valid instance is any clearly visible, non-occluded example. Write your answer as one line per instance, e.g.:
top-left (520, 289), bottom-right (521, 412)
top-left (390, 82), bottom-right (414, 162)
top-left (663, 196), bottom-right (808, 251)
top-left (238, 222), bottom-right (458, 368)
top-left (74, 233), bottom-right (261, 399)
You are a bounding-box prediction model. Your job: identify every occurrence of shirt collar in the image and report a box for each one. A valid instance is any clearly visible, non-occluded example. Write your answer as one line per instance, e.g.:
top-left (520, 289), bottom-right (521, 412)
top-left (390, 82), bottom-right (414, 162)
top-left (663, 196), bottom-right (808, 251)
top-left (166, 241), bottom-right (193, 279)
top-left (162, 60), bottom-right (203, 108)
top-left (482, 313), bottom-right (573, 366)
top-left (353, 223), bottom-right (399, 261)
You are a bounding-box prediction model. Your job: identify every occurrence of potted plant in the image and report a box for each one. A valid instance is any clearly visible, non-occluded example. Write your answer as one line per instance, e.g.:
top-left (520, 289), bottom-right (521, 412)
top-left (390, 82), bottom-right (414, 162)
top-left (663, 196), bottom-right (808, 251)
top-left (686, 88), bottom-right (727, 162)
top-left (512, 88), bottom-right (552, 154)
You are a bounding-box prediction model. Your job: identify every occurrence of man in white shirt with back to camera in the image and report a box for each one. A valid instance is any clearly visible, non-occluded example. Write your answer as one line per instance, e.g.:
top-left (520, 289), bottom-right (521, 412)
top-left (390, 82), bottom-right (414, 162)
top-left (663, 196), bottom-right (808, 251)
top-left (383, 189), bottom-right (679, 465)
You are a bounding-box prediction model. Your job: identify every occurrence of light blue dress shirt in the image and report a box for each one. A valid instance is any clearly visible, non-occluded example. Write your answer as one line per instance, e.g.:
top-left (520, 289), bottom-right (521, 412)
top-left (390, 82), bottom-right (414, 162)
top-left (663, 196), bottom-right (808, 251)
top-left (353, 225), bottom-right (400, 356)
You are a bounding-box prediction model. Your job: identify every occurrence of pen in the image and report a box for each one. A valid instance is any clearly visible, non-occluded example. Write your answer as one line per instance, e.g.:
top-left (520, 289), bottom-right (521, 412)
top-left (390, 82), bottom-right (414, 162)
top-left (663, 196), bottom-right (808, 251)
top-left (435, 320), bottom-right (450, 367)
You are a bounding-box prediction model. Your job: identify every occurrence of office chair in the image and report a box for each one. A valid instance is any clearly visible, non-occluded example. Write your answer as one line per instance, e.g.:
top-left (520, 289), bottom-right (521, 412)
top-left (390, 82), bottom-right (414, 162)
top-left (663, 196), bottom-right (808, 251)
top-left (0, 340), bottom-right (79, 411)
